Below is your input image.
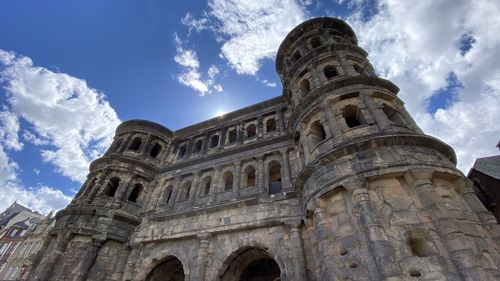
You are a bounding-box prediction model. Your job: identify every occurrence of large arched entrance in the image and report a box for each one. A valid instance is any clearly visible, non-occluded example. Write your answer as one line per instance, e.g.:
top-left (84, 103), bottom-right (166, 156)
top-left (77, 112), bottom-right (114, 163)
top-left (145, 256), bottom-right (185, 281)
top-left (220, 247), bottom-right (281, 281)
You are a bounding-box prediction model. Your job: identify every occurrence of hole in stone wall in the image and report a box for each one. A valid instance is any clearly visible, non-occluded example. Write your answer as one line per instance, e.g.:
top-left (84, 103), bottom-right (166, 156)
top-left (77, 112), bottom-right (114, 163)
top-left (246, 124), bottom-right (256, 138)
top-left (324, 65), bottom-right (338, 79)
top-left (266, 119), bottom-right (277, 132)
top-left (292, 50), bottom-right (302, 63)
top-left (339, 249), bottom-right (348, 256)
top-left (128, 183), bottom-right (143, 203)
top-left (129, 137), bottom-right (142, 151)
top-left (178, 144), bottom-right (187, 158)
top-left (409, 269), bottom-right (421, 277)
top-left (228, 129), bottom-right (237, 144)
top-left (342, 105), bottom-right (363, 128)
top-left (210, 135), bottom-right (219, 148)
top-left (104, 177), bottom-right (120, 197)
top-left (149, 143), bottom-right (162, 158)
top-left (349, 262), bottom-right (358, 269)
top-left (299, 79), bottom-right (310, 94)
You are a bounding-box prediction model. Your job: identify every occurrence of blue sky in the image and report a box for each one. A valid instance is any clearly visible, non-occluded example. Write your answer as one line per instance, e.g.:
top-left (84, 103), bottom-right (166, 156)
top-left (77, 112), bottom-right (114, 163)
top-left (1, 0), bottom-right (499, 214)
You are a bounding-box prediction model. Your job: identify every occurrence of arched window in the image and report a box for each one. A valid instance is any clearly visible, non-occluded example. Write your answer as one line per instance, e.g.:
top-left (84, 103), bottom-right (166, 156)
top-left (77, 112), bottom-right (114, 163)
top-left (129, 137), bottom-right (142, 151)
top-left (228, 129), bottom-right (237, 144)
top-left (299, 79), bottom-right (310, 94)
top-left (210, 135), bottom-right (219, 148)
top-left (268, 161), bottom-right (282, 194)
top-left (201, 176), bottom-right (211, 196)
top-left (342, 105), bottom-right (364, 128)
top-left (310, 37), bottom-right (321, 48)
top-left (194, 139), bottom-right (203, 153)
top-left (266, 119), bottom-right (276, 132)
top-left (178, 144), bottom-right (187, 158)
top-left (164, 185), bottom-right (173, 204)
top-left (128, 183), bottom-right (143, 203)
top-left (180, 182), bottom-right (191, 200)
top-left (382, 104), bottom-right (406, 126)
top-left (292, 50), bottom-right (301, 63)
top-left (246, 124), bottom-right (256, 138)
top-left (244, 166), bottom-right (256, 188)
top-left (149, 143), bottom-right (162, 158)
top-left (310, 120), bottom-right (327, 147)
top-left (223, 171), bottom-right (233, 191)
top-left (324, 65), bottom-right (338, 79)
top-left (104, 177), bottom-right (120, 197)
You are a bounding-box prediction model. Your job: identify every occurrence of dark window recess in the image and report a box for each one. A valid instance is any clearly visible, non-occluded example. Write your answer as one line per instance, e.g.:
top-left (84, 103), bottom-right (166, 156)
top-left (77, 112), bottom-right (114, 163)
top-left (129, 137), bottom-right (142, 151)
top-left (178, 145), bottom-right (187, 157)
top-left (245, 166), bottom-right (256, 187)
top-left (128, 184), bottom-right (142, 203)
top-left (149, 143), bottom-right (162, 158)
top-left (204, 179), bottom-right (211, 195)
top-left (299, 79), bottom-right (310, 93)
top-left (310, 120), bottom-right (327, 147)
top-left (105, 177), bottom-right (120, 197)
top-left (353, 64), bottom-right (365, 75)
top-left (228, 130), bottom-right (237, 144)
top-left (324, 66), bottom-right (338, 78)
top-left (210, 135), bottom-right (219, 148)
top-left (269, 162), bottom-right (282, 194)
top-left (292, 50), bottom-right (301, 63)
top-left (165, 187), bottom-right (173, 203)
top-left (246, 124), bottom-right (257, 138)
top-left (224, 172), bottom-right (233, 190)
top-left (266, 119), bottom-right (277, 132)
top-left (343, 105), bottom-right (363, 128)
top-left (194, 139), bottom-right (203, 153)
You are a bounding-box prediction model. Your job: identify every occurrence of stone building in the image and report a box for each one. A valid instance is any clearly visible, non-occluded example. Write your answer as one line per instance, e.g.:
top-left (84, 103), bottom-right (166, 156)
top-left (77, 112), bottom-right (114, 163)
top-left (468, 155), bottom-right (500, 221)
top-left (29, 17), bottom-right (500, 281)
top-left (0, 203), bottom-right (45, 280)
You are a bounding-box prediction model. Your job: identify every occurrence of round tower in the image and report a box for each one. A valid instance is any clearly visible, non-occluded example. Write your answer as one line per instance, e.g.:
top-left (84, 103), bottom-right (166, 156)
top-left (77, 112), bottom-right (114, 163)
top-left (277, 17), bottom-right (500, 280)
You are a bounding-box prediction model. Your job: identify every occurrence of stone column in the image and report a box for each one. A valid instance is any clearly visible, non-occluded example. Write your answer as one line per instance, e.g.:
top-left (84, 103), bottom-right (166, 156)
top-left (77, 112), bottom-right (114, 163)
top-left (139, 133), bottom-right (152, 156)
top-left (312, 207), bottom-right (338, 280)
top-left (352, 186), bottom-right (397, 279)
top-left (117, 133), bottom-right (133, 153)
top-left (210, 166), bottom-right (221, 203)
top-left (233, 161), bottom-right (242, 198)
top-left (405, 170), bottom-right (489, 280)
top-left (115, 175), bottom-right (134, 204)
top-left (321, 102), bottom-right (343, 140)
top-left (257, 116), bottom-right (263, 139)
top-left (193, 234), bottom-right (210, 281)
top-left (190, 172), bottom-right (201, 206)
top-left (280, 148), bottom-right (291, 189)
top-left (277, 109), bottom-right (285, 133)
top-left (73, 238), bottom-right (104, 281)
top-left (295, 149), bottom-right (304, 171)
top-left (257, 156), bottom-right (265, 194)
top-left (168, 177), bottom-right (181, 208)
top-left (362, 94), bottom-right (391, 131)
top-left (286, 220), bottom-right (307, 280)
top-left (113, 243), bottom-right (131, 281)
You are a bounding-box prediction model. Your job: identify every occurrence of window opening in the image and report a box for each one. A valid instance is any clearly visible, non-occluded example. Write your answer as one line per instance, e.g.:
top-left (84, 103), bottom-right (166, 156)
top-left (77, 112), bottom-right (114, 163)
top-left (246, 124), bottom-right (257, 138)
top-left (269, 161), bottom-right (282, 194)
top-left (104, 177), bottom-right (120, 197)
top-left (149, 143), bottom-right (162, 158)
top-left (324, 65), bottom-right (338, 78)
top-left (266, 119), bottom-right (277, 132)
top-left (129, 137), bottom-right (142, 151)
top-left (128, 183), bottom-right (143, 203)
top-left (343, 105), bottom-right (363, 128)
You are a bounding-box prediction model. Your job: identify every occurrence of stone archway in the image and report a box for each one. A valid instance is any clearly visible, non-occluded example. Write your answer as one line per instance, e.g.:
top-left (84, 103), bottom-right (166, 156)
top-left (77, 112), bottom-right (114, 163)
top-left (145, 256), bottom-right (185, 281)
top-left (220, 247), bottom-right (281, 281)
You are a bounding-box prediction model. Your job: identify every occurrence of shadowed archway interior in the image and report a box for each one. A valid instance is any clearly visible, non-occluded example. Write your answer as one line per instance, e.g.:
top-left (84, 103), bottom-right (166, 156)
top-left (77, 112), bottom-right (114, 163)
top-left (220, 247), bottom-right (281, 281)
top-left (145, 256), bottom-right (185, 281)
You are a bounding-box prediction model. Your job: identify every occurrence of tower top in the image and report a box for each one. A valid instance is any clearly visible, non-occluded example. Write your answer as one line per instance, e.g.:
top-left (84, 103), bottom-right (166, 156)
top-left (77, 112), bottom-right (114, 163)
top-left (275, 17), bottom-right (358, 81)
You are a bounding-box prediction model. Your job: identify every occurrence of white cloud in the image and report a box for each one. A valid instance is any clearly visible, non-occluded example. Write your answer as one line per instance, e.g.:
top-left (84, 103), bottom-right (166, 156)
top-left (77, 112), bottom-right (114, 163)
top-left (344, 0), bottom-right (500, 172)
top-left (0, 49), bottom-right (121, 213)
top-left (181, 12), bottom-right (209, 34)
top-left (262, 79), bottom-right (277, 88)
top-left (173, 34), bottom-right (223, 95)
top-left (207, 0), bottom-right (307, 75)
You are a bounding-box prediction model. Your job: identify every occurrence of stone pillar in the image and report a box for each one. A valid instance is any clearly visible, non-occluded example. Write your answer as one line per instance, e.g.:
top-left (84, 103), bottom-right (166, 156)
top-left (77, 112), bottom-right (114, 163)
top-left (86, 175), bottom-right (104, 203)
top-left (257, 116), bottom-right (263, 139)
top-left (312, 207), bottom-right (339, 280)
top-left (280, 148), bottom-right (291, 189)
top-left (115, 175), bottom-right (134, 204)
top-left (118, 134), bottom-right (133, 153)
top-left (210, 166), bottom-right (221, 203)
top-left (193, 234), bottom-right (210, 281)
top-left (405, 170), bottom-right (489, 280)
top-left (168, 177), bottom-right (181, 208)
top-left (113, 243), bottom-right (131, 281)
top-left (257, 156), bottom-right (265, 194)
top-left (277, 109), bottom-right (285, 133)
top-left (139, 133), bottom-right (151, 156)
top-left (73, 238), bottom-right (104, 281)
top-left (362, 94), bottom-right (391, 131)
top-left (233, 161), bottom-right (242, 198)
top-left (352, 186), bottom-right (397, 279)
top-left (295, 149), bottom-right (304, 171)
top-left (190, 172), bottom-right (201, 206)
top-left (286, 220), bottom-right (307, 280)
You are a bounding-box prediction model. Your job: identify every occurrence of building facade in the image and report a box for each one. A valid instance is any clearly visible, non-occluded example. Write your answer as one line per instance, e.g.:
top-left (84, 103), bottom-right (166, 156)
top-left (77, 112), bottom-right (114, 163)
top-left (29, 17), bottom-right (500, 281)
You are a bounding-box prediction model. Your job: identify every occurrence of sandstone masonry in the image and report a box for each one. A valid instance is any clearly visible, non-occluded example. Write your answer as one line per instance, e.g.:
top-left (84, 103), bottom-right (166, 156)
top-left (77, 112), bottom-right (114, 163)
top-left (28, 17), bottom-right (500, 281)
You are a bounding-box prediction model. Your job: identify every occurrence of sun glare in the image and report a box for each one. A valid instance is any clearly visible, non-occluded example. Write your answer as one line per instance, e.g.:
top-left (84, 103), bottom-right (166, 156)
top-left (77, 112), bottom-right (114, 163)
top-left (215, 110), bottom-right (225, 117)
